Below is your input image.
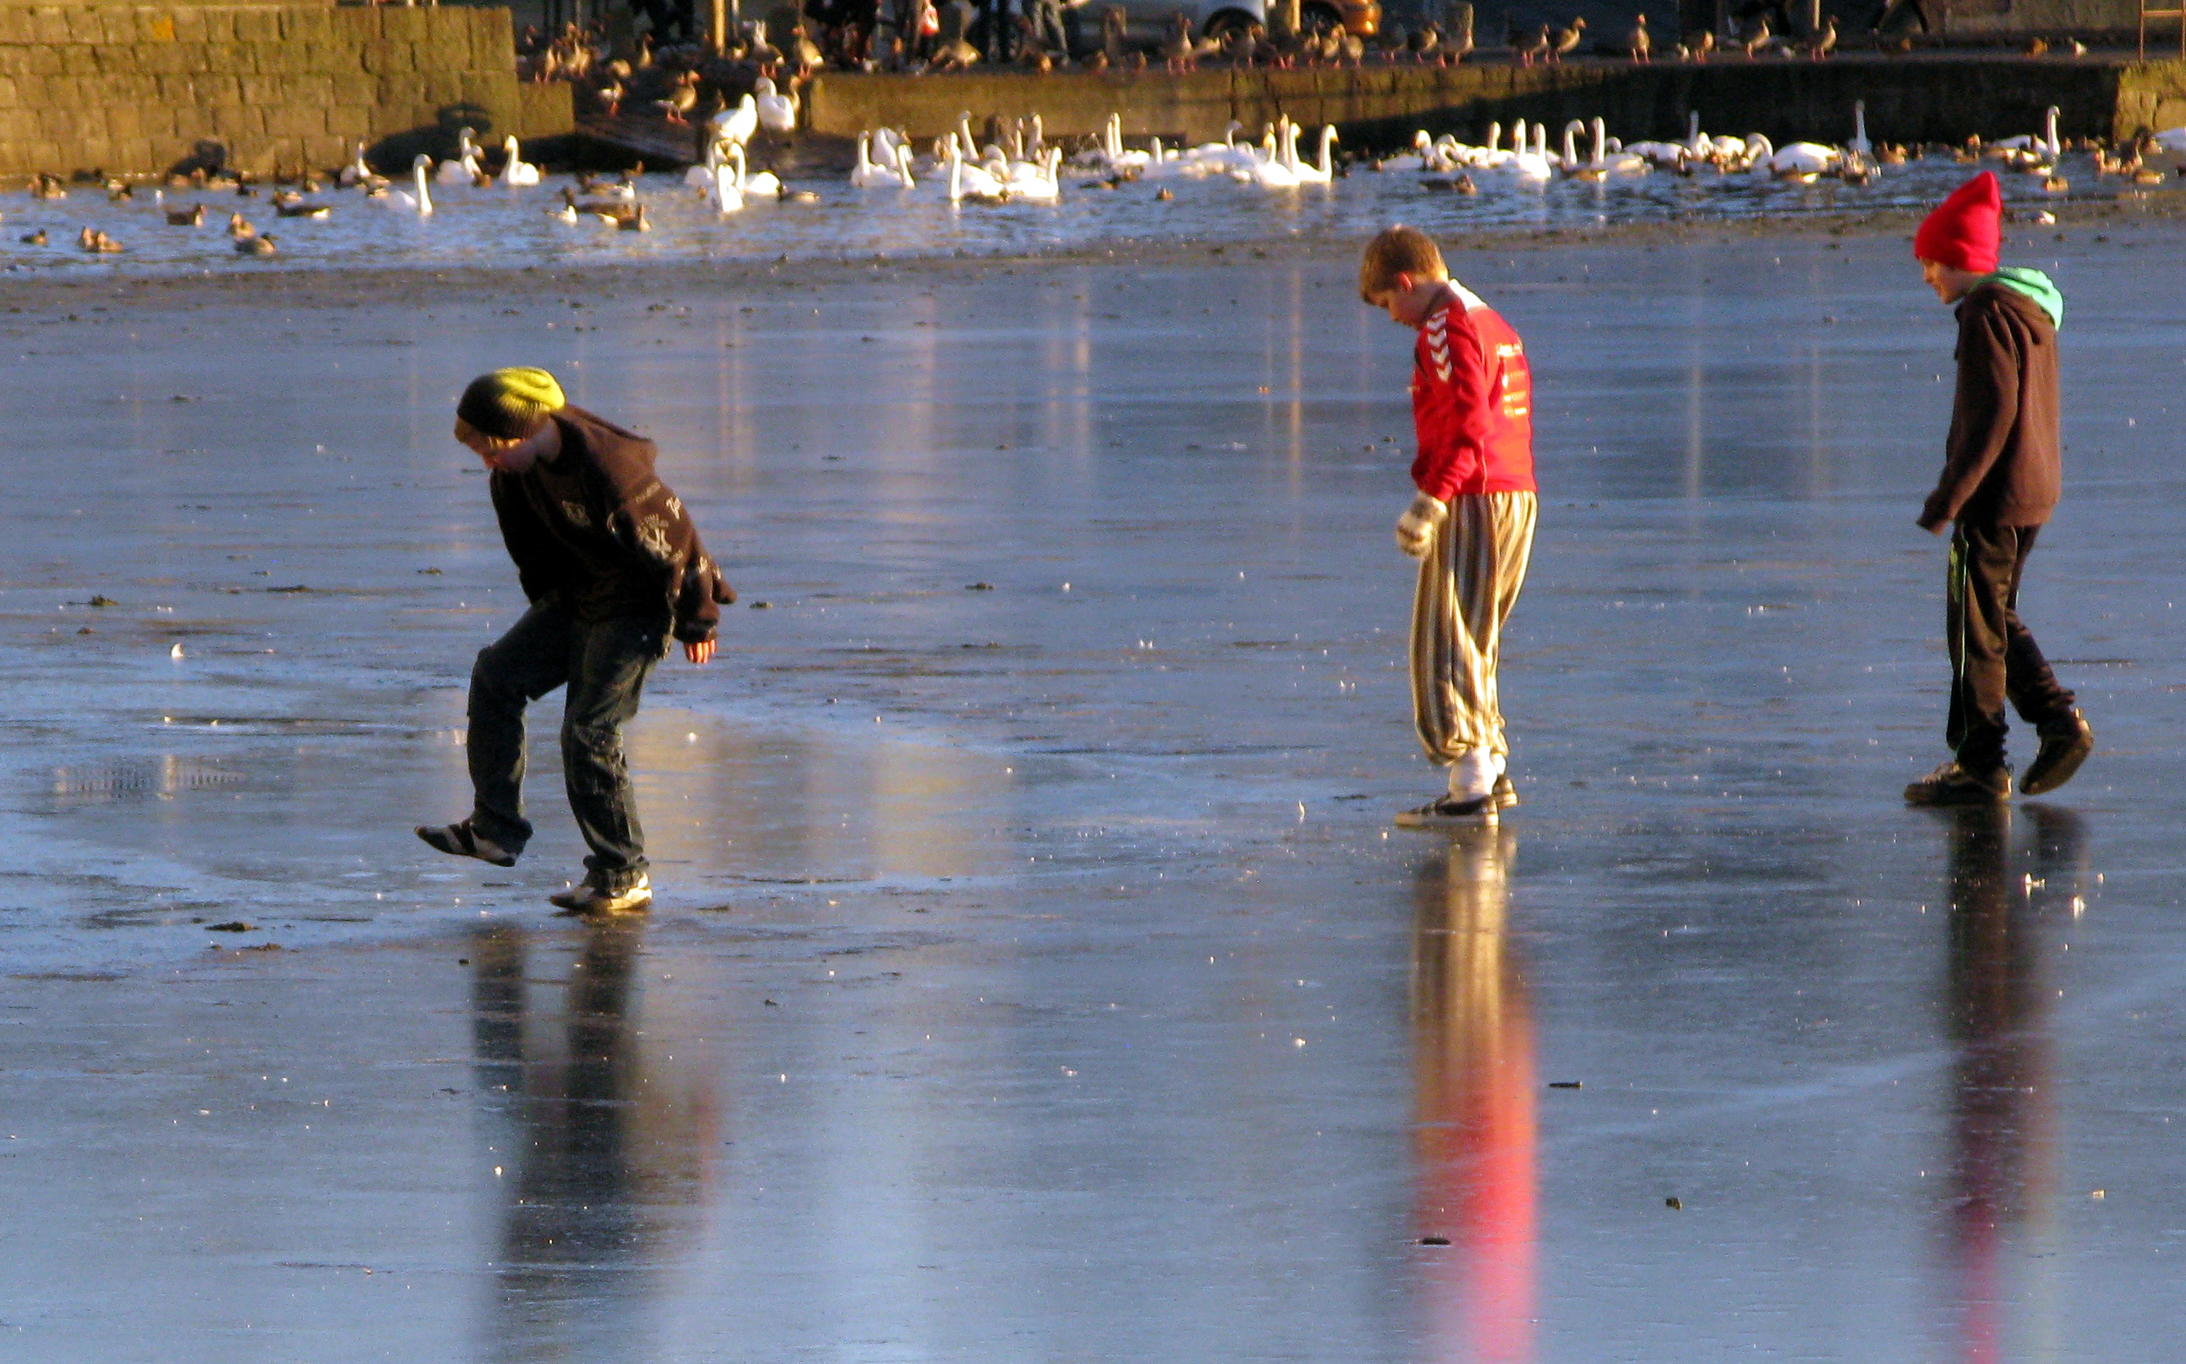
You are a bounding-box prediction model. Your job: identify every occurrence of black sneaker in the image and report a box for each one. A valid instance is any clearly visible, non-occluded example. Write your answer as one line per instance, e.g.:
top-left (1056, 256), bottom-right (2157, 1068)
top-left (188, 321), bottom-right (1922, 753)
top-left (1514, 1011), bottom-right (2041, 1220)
top-left (1394, 792), bottom-right (1499, 828)
top-left (2019, 710), bottom-right (2092, 796)
top-left (416, 820), bottom-right (517, 867)
top-left (1903, 760), bottom-right (2011, 806)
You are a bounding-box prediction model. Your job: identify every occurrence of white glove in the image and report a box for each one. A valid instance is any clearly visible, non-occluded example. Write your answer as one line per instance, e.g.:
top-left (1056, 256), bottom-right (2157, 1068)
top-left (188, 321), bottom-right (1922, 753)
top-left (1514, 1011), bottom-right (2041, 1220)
top-left (1395, 491), bottom-right (1448, 558)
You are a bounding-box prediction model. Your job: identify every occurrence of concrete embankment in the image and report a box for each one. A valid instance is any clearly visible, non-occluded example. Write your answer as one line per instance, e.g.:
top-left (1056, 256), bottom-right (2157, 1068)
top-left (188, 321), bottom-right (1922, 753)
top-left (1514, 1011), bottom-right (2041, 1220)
top-left (0, 1), bottom-right (570, 179)
top-left (806, 56), bottom-right (2186, 150)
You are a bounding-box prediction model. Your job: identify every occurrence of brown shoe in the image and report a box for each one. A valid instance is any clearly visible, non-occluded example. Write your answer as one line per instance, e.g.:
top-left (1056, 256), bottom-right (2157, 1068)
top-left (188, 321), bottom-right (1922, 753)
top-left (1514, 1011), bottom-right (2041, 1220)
top-left (2019, 710), bottom-right (2092, 796)
top-left (1903, 761), bottom-right (2010, 806)
top-left (549, 874), bottom-right (653, 914)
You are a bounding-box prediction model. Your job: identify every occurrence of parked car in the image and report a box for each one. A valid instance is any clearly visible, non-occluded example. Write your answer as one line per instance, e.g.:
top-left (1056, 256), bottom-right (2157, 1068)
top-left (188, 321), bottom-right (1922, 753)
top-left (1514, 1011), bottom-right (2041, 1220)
top-left (1099, 0), bottom-right (1268, 46)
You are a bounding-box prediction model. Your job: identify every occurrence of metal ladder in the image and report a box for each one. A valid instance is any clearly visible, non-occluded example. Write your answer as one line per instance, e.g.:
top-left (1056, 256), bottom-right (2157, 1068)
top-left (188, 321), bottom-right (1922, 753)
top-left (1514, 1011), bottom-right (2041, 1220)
top-left (2142, 0), bottom-right (2185, 59)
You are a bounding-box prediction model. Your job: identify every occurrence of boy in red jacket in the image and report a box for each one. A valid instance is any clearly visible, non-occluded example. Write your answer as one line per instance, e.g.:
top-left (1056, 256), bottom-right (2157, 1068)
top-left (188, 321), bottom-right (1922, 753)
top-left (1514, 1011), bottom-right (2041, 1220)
top-left (417, 367), bottom-right (735, 912)
top-left (1361, 227), bottom-right (1537, 826)
top-left (1904, 172), bottom-right (2091, 805)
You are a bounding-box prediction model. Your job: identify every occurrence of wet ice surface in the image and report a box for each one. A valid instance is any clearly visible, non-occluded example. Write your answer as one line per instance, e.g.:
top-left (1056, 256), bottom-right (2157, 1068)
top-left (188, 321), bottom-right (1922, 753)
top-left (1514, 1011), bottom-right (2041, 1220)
top-left (4, 219), bottom-right (2186, 1358)
top-left (3, 146), bottom-right (2169, 277)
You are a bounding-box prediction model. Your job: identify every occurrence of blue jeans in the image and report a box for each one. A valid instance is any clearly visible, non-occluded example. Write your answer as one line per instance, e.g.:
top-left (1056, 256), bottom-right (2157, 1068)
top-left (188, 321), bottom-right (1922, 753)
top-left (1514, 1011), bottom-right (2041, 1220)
top-left (466, 602), bottom-right (665, 891)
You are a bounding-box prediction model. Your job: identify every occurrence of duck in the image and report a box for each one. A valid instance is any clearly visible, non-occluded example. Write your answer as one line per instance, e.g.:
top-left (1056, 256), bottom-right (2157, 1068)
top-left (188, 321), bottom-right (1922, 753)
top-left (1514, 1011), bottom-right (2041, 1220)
top-left (235, 231), bottom-right (277, 256)
top-left (1627, 12), bottom-right (1651, 60)
top-left (616, 201), bottom-right (652, 231)
top-left (163, 198), bottom-right (206, 227)
top-left (18, 228), bottom-right (46, 245)
top-left (499, 135), bottom-right (542, 187)
top-left (274, 196), bottom-right (331, 219)
top-left (30, 172), bottom-right (66, 200)
top-left (228, 211), bottom-right (257, 237)
top-left (1547, 16), bottom-right (1585, 61)
top-left (655, 71), bottom-right (700, 125)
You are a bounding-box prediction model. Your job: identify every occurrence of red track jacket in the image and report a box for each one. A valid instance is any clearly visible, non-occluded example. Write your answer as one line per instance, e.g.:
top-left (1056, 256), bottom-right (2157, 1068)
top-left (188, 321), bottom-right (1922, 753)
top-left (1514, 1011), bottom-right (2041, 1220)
top-left (1410, 283), bottom-right (1535, 500)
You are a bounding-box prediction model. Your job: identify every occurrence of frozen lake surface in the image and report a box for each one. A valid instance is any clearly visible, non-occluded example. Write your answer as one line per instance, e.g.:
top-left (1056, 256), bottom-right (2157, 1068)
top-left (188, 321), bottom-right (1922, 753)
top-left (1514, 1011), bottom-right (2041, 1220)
top-left (2, 215), bottom-right (2185, 1359)
top-left (5, 142), bottom-right (2173, 276)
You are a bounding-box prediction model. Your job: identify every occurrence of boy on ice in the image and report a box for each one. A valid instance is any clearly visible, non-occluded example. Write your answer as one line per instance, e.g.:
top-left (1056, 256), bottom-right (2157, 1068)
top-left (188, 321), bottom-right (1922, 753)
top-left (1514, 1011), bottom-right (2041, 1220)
top-left (1903, 172), bottom-right (2092, 805)
top-left (1360, 227), bottom-right (1537, 827)
top-left (418, 368), bottom-right (734, 912)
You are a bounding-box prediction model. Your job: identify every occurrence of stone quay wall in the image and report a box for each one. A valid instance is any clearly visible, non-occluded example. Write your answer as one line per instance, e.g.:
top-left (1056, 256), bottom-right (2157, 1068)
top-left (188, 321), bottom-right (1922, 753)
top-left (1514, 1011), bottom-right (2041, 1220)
top-left (0, 3), bottom-right (570, 180)
top-left (808, 56), bottom-right (2186, 151)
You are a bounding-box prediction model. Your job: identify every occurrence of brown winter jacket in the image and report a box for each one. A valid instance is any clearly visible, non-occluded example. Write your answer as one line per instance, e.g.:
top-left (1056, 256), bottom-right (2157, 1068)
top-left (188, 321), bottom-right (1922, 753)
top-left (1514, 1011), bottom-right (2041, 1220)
top-left (1918, 282), bottom-right (2061, 531)
top-left (490, 405), bottom-right (735, 643)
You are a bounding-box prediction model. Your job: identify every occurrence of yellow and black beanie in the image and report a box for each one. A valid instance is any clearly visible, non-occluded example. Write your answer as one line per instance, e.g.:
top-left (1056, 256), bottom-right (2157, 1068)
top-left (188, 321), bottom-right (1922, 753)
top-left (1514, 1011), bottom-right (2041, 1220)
top-left (457, 366), bottom-right (565, 439)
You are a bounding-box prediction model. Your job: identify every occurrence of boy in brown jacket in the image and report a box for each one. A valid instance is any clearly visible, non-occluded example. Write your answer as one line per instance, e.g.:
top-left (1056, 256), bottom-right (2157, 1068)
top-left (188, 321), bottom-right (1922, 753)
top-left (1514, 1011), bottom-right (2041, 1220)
top-left (1904, 172), bottom-right (2092, 805)
top-left (417, 368), bottom-right (734, 911)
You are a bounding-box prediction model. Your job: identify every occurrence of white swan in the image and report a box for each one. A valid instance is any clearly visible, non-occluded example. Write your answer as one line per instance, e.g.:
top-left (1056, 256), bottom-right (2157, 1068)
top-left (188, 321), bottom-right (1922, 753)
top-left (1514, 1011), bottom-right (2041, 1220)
top-left (947, 134), bottom-right (1010, 203)
top-left (711, 95), bottom-right (759, 152)
top-left (850, 131), bottom-right (912, 188)
top-left (753, 77), bottom-right (797, 133)
top-left (337, 141), bottom-right (377, 188)
top-left (1759, 135), bottom-right (1840, 181)
top-left (1991, 106), bottom-right (2061, 164)
top-left (380, 153), bottom-right (433, 215)
top-left (1847, 99), bottom-right (1872, 159)
top-left (435, 127), bottom-right (481, 186)
top-left (1591, 118), bottom-right (1652, 176)
top-left (499, 134), bottom-right (541, 187)
top-left (743, 156), bottom-right (786, 199)
top-left (1486, 121), bottom-right (1552, 183)
top-left (1286, 123), bottom-right (1336, 183)
top-left (712, 154), bottom-right (745, 213)
top-left (1234, 123), bottom-right (1301, 189)
top-left (1378, 130), bottom-right (1435, 172)
top-left (1007, 145), bottom-right (1062, 201)
top-left (1560, 120), bottom-right (1601, 179)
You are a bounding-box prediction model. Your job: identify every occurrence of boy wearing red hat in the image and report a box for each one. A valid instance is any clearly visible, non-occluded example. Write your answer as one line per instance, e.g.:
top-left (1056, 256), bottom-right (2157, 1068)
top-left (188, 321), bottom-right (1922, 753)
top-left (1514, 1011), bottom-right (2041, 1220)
top-left (1904, 171), bottom-right (2092, 804)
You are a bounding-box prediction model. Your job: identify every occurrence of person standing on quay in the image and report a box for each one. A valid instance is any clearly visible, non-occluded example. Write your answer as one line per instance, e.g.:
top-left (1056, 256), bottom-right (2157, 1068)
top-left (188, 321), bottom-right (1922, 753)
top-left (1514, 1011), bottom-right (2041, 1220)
top-left (1360, 226), bottom-right (1538, 827)
top-left (1903, 171), bottom-right (2093, 806)
top-left (418, 368), bottom-right (734, 912)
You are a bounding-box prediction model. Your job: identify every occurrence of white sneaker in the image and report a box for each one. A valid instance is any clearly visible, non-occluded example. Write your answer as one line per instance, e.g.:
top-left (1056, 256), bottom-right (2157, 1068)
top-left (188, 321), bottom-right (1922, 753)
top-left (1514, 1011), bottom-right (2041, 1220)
top-left (548, 874), bottom-right (653, 914)
top-left (1446, 749), bottom-right (1504, 802)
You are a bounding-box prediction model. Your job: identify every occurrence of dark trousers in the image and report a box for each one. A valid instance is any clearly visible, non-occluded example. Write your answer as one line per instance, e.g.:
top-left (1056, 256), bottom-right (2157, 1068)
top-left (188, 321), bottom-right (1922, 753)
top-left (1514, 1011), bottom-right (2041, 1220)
top-left (467, 602), bottom-right (665, 891)
top-left (1946, 522), bottom-right (2076, 774)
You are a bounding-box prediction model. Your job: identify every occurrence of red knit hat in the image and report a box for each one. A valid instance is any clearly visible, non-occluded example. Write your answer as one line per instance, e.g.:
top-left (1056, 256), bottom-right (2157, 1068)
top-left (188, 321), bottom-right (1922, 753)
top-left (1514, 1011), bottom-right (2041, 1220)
top-left (1914, 171), bottom-right (2002, 274)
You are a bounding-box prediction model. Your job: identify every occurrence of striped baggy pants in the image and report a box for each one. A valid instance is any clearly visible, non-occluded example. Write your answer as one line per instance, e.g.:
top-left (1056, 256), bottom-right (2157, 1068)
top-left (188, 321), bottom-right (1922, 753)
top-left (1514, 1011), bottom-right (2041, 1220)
top-left (1410, 491), bottom-right (1537, 768)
